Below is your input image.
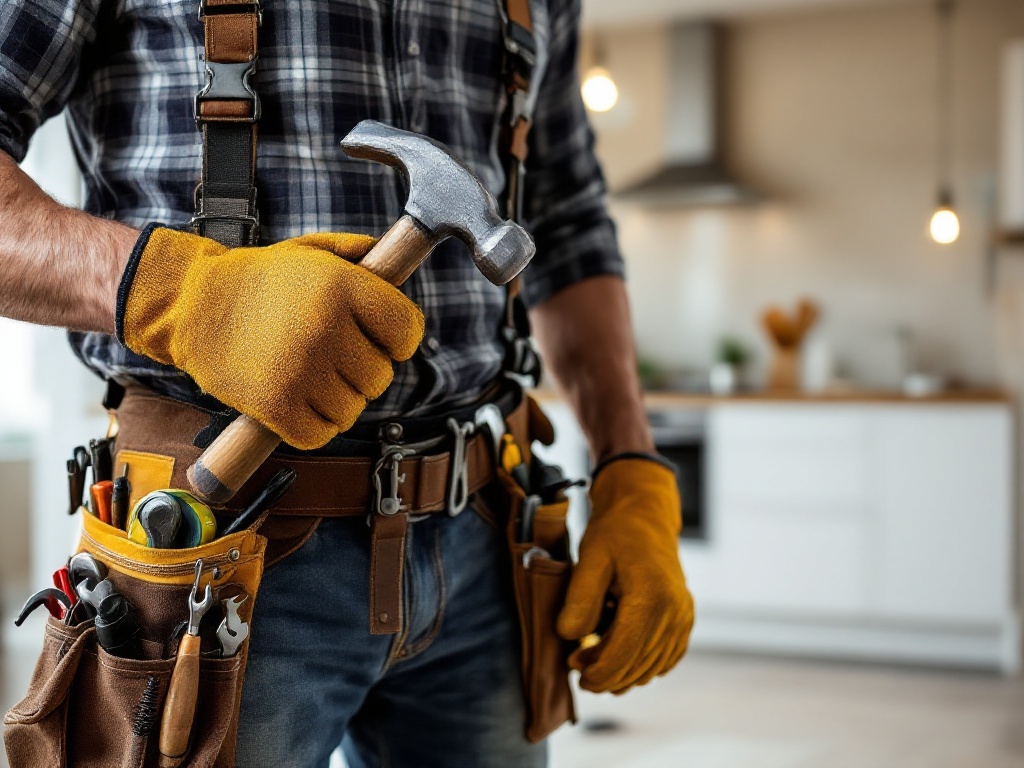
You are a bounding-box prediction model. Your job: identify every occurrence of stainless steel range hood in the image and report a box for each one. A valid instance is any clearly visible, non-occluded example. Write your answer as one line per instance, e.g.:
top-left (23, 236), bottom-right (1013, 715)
top-left (614, 23), bottom-right (754, 207)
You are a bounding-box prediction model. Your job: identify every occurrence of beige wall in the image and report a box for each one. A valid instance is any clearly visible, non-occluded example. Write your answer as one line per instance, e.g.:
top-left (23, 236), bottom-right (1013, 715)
top-left (589, 0), bottom-right (1024, 388)
top-left (0, 461), bottom-right (31, 590)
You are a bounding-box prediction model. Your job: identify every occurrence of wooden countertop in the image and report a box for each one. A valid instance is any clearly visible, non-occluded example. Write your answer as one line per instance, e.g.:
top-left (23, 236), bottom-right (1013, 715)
top-left (532, 388), bottom-right (1012, 407)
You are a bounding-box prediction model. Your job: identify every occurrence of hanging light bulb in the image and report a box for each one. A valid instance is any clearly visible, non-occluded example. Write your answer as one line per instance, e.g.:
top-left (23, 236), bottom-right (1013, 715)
top-left (581, 38), bottom-right (618, 113)
top-left (582, 66), bottom-right (618, 113)
top-left (930, 190), bottom-right (960, 244)
top-left (929, 0), bottom-right (959, 245)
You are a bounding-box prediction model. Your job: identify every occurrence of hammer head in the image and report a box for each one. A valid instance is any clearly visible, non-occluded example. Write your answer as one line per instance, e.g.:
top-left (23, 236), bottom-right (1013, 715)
top-left (340, 120), bottom-right (535, 286)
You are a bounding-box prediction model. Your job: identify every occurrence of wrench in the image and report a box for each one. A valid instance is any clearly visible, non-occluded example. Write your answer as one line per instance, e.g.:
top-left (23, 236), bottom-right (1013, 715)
top-left (159, 560), bottom-right (215, 765)
top-left (216, 596), bottom-right (250, 657)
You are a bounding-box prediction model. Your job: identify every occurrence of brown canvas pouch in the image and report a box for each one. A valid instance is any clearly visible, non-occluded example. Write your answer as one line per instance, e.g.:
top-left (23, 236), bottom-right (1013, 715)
top-left (489, 468), bottom-right (577, 743)
top-left (476, 396), bottom-right (577, 743)
top-left (4, 499), bottom-right (266, 768)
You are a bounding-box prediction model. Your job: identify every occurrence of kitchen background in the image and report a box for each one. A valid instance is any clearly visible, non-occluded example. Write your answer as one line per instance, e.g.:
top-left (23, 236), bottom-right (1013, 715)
top-left (4, 0), bottom-right (1024, 766)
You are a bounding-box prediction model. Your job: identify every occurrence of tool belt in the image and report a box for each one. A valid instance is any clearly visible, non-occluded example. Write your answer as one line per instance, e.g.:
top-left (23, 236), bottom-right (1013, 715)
top-left (3, 381), bottom-right (575, 765)
top-left (113, 382), bottom-right (530, 635)
top-left (115, 381), bottom-right (575, 740)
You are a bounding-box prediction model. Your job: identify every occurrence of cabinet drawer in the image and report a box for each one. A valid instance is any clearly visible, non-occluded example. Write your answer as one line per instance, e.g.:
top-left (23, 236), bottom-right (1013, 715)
top-left (710, 406), bottom-right (868, 508)
top-left (707, 510), bottom-right (869, 615)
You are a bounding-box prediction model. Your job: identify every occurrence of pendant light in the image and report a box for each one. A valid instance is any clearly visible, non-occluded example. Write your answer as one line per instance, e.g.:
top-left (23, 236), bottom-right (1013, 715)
top-left (581, 38), bottom-right (618, 113)
top-left (929, 0), bottom-right (959, 244)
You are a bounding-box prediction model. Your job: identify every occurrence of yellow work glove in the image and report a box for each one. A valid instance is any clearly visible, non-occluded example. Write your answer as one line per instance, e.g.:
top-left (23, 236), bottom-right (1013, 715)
top-left (116, 225), bottom-right (424, 450)
top-left (557, 455), bottom-right (695, 695)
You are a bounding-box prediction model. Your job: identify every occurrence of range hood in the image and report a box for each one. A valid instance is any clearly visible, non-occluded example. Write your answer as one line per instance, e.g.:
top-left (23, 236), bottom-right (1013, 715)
top-left (615, 23), bottom-right (754, 207)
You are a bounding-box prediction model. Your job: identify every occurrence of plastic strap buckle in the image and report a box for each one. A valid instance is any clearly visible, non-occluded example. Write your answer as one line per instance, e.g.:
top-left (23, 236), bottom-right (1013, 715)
top-left (194, 60), bottom-right (261, 123)
top-left (503, 22), bottom-right (537, 80)
top-left (502, 328), bottom-right (542, 387)
top-left (191, 186), bottom-right (260, 244)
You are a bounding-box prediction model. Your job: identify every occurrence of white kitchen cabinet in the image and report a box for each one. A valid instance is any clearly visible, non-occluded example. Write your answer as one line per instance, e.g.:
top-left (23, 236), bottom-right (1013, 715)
top-left (706, 407), bottom-right (872, 615)
top-left (538, 396), bottom-right (1019, 672)
top-left (871, 408), bottom-right (1013, 624)
top-left (689, 401), bottom-right (1018, 673)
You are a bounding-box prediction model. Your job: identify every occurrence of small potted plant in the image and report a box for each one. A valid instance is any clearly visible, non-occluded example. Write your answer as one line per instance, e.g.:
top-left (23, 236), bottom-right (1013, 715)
top-left (711, 337), bottom-right (751, 395)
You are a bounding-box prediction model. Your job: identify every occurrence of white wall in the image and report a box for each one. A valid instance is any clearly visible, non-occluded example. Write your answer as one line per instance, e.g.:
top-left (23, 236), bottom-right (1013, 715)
top-left (15, 116), bottom-right (108, 589)
top-left (588, 0), bottom-right (1024, 390)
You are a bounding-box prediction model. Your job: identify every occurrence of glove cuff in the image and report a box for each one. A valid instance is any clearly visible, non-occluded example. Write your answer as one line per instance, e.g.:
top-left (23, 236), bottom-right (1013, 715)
top-left (115, 222), bottom-right (163, 345)
top-left (591, 451), bottom-right (677, 482)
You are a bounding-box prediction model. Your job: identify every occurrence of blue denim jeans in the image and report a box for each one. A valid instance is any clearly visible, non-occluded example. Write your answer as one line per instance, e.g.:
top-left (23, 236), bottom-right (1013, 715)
top-left (234, 508), bottom-right (548, 768)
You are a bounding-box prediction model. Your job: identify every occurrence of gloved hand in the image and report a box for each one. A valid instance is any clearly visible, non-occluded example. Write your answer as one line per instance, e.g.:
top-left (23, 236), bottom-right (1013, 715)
top-left (117, 226), bottom-right (424, 450)
top-left (557, 455), bottom-right (694, 695)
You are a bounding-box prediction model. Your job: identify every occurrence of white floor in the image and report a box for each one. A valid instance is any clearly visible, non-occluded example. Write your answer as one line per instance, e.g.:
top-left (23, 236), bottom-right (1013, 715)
top-left (551, 654), bottom-right (1024, 768)
top-left (3, 588), bottom-right (1023, 768)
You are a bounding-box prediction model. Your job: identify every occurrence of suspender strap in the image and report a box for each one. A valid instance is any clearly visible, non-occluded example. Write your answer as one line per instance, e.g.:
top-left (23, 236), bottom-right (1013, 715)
top-left (193, 0), bottom-right (262, 247)
top-left (498, 0), bottom-right (542, 385)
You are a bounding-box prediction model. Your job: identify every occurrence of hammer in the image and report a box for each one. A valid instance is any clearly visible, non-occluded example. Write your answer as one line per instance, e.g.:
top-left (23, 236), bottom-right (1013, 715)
top-left (186, 120), bottom-right (535, 505)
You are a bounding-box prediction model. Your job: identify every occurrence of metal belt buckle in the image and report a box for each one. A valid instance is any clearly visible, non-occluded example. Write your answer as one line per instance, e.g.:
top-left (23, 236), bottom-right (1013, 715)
top-left (446, 418), bottom-right (475, 517)
top-left (194, 59), bottom-right (261, 123)
top-left (373, 446), bottom-right (408, 517)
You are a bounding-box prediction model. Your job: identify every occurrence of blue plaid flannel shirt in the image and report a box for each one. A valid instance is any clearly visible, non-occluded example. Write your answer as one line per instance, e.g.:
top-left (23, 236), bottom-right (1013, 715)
top-left (0, 0), bottom-right (623, 419)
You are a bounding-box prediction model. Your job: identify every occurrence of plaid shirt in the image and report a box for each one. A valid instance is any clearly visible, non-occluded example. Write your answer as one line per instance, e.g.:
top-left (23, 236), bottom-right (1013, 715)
top-left (0, 0), bottom-right (623, 419)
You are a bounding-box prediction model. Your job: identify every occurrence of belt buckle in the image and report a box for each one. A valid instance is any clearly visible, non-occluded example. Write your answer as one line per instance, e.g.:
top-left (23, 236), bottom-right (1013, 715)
top-left (194, 59), bottom-right (262, 123)
top-left (372, 446), bottom-right (408, 517)
top-left (446, 418), bottom-right (475, 517)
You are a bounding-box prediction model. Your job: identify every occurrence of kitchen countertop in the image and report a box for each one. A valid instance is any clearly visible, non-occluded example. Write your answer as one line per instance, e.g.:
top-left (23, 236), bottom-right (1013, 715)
top-left (532, 388), bottom-right (1012, 407)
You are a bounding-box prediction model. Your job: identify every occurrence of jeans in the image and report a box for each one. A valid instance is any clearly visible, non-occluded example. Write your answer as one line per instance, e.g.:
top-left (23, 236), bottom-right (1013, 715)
top-left (234, 507), bottom-right (548, 768)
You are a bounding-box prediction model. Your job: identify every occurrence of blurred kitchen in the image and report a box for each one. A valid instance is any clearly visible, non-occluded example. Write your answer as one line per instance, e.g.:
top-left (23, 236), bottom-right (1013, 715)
top-left (4, 0), bottom-right (1024, 766)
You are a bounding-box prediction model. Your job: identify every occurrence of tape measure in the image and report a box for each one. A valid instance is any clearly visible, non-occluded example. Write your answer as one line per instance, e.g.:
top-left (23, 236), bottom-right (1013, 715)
top-left (127, 489), bottom-right (217, 549)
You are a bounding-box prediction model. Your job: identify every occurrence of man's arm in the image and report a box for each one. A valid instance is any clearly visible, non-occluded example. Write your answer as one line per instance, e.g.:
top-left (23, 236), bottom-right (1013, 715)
top-left (530, 275), bottom-right (653, 463)
top-left (0, 151), bottom-right (137, 332)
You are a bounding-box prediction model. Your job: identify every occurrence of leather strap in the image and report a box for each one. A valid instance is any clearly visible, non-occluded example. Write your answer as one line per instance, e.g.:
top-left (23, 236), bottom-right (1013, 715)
top-left (194, 0), bottom-right (261, 246)
top-left (498, 0), bottom-right (542, 384)
top-left (369, 512), bottom-right (409, 635)
top-left (113, 386), bottom-right (527, 517)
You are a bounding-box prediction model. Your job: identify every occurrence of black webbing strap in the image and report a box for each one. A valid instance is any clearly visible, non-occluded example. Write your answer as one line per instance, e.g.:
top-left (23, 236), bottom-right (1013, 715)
top-left (193, 0), bottom-right (261, 247)
top-left (498, 0), bottom-right (542, 385)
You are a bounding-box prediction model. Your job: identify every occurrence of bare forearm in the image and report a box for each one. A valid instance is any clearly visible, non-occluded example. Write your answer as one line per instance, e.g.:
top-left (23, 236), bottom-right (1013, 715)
top-left (530, 275), bottom-right (654, 463)
top-left (0, 151), bottom-right (138, 333)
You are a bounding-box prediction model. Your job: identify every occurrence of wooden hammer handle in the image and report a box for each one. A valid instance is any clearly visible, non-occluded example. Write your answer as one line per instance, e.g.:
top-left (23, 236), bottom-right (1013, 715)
top-left (158, 632), bottom-right (202, 766)
top-left (186, 215), bottom-right (433, 506)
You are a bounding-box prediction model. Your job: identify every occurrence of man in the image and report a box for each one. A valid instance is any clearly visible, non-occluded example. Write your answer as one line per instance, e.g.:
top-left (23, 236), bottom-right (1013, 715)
top-left (0, 0), bottom-right (693, 766)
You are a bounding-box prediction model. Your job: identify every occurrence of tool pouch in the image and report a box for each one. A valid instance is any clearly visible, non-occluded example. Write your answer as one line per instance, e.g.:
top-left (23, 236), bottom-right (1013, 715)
top-left (4, 510), bottom-right (266, 768)
top-left (478, 396), bottom-right (576, 742)
top-left (494, 467), bottom-right (576, 742)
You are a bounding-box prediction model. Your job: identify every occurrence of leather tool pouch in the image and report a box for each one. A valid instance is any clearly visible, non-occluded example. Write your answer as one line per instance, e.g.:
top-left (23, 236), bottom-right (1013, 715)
top-left (480, 397), bottom-right (577, 743)
top-left (4, 507), bottom-right (266, 768)
top-left (496, 469), bottom-right (576, 742)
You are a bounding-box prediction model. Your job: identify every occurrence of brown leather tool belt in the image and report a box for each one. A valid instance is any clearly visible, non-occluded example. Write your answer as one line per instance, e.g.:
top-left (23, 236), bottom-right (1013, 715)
top-left (111, 382), bottom-right (537, 634)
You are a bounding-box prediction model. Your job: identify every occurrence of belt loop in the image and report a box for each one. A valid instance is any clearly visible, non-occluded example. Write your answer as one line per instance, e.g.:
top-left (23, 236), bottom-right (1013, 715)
top-left (446, 418), bottom-right (475, 516)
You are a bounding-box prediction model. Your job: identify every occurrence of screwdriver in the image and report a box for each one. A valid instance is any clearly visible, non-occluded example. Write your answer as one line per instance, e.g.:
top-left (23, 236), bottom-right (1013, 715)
top-left (111, 467), bottom-right (130, 530)
top-left (90, 480), bottom-right (114, 526)
top-left (500, 434), bottom-right (531, 491)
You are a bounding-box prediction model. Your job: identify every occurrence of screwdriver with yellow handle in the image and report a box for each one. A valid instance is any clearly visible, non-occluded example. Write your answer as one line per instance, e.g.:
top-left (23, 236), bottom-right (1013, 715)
top-left (159, 560), bottom-right (213, 767)
top-left (500, 434), bottom-right (531, 491)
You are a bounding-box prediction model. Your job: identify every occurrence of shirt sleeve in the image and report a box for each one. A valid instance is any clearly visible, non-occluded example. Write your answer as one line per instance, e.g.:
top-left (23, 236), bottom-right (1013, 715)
top-left (0, 0), bottom-right (100, 162)
top-left (518, 0), bottom-right (625, 309)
